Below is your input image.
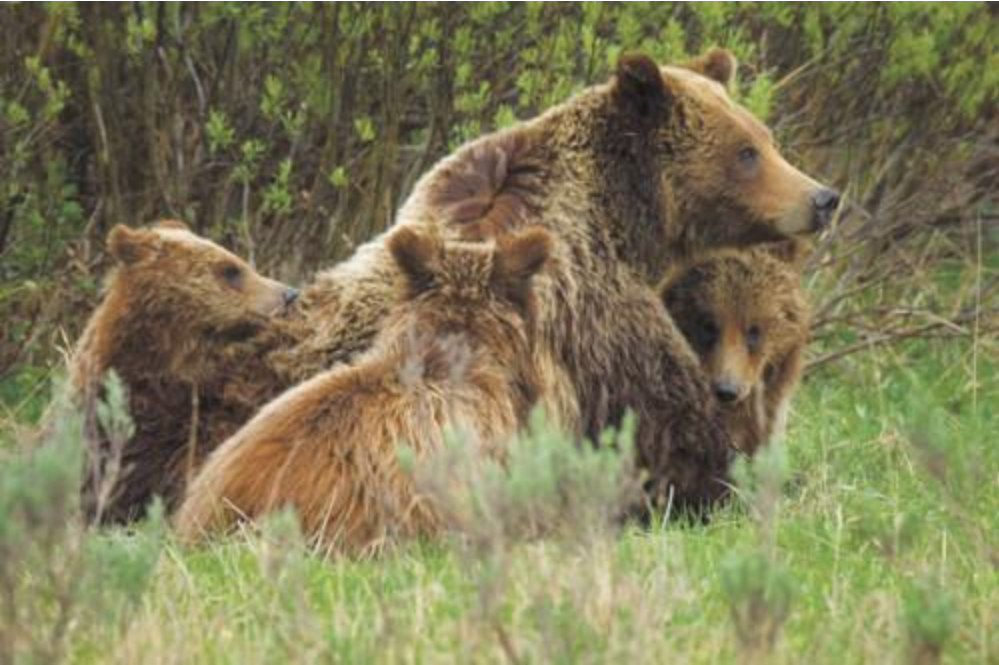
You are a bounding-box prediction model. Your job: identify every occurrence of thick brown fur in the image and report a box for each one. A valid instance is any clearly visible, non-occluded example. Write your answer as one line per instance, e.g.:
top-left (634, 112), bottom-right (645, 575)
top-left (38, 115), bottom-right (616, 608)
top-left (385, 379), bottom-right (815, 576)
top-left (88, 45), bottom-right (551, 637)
top-left (174, 227), bottom-right (551, 554)
top-left (250, 50), bottom-right (837, 511)
top-left (71, 221), bottom-right (300, 524)
top-left (661, 243), bottom-right (811, 456)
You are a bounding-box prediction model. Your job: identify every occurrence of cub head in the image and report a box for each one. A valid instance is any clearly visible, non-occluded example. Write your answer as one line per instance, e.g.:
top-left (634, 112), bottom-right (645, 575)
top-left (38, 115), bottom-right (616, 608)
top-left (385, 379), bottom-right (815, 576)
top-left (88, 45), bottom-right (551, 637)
top-left (661, 247), bottom-right (810, 404)
top-left (612, 48), bottom-right (840, 253)
top-left (106, 220), bottom-right (298, 336)
top-left (386, 225), bottom-right (552, 348)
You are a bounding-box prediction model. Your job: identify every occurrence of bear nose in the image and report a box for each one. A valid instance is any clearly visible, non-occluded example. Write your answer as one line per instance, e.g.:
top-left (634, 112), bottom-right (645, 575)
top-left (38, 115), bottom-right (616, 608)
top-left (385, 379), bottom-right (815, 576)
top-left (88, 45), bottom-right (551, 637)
top-left (713, 381), bottom-right (741, 404)
top-left (811, 188), bottom-right (841, 229)
top-left (283, 288), bottom-right (300, 306)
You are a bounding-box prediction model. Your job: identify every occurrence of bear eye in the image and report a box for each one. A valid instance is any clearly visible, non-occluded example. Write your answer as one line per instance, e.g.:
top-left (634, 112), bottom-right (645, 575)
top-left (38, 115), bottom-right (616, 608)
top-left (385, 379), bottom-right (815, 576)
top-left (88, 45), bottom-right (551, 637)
top-left (220, 263), bottom-right (243, 286)
top-left (746, 325), bottom-right (762, 350)
top-left (738, 146), bottom-right (759, 165)
top-left (699, 319), bottom-right (719, 347)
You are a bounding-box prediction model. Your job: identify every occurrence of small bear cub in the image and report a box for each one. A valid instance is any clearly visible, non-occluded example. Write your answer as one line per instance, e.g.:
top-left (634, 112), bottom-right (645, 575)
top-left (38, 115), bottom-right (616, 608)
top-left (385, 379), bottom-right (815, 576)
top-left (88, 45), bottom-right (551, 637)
top-left (175, 225), bottom-right (553, 555)
top-left (661, 245), bottom-right (811, 455)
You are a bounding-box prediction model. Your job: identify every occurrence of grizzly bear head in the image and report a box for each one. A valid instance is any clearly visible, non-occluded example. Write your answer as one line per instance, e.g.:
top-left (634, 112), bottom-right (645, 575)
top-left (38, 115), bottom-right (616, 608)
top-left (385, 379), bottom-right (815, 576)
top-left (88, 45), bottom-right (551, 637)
top-left (106, 220), bottom-right (298, 341)
top-left (660, 247), bottom-right (810, 405)
top-left (385, 225), bottom-right (552, 388)
top-left (612, 48), bottom-right (841, 255)
top-left (387, 224), bottom-right (552, 337)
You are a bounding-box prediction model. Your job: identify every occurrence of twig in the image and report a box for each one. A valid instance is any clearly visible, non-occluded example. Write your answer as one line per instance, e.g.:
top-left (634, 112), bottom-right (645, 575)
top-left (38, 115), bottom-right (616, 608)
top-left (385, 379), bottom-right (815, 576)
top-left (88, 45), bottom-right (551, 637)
top-left (806, 308), bottom-right (998, 372)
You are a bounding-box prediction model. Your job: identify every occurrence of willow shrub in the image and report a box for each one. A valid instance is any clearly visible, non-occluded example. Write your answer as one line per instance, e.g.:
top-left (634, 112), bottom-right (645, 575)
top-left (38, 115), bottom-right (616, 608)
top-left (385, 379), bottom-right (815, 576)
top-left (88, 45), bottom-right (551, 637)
top-left (1, 3), bottom-right (994, 374)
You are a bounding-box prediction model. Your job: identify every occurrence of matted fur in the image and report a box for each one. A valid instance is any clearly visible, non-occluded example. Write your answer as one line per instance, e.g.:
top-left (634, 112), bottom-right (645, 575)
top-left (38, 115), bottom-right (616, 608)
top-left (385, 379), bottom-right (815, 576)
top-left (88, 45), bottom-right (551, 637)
top-left (174, 227), bottom-right (551, 554)
top-left (661, 243), bottom-right (811, 455)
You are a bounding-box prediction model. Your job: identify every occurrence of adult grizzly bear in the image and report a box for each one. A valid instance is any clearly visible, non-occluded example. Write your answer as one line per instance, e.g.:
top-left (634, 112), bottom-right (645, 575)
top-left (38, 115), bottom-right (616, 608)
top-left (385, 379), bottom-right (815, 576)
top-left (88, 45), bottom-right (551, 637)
top-left (71, 221), bottom-right (300, 524)
top-left (175, 226), bottom-right (552, 554)
top-left (262, 49), bottom-right (839, 511)
top-left (661, 243), bottom-right (811, 456)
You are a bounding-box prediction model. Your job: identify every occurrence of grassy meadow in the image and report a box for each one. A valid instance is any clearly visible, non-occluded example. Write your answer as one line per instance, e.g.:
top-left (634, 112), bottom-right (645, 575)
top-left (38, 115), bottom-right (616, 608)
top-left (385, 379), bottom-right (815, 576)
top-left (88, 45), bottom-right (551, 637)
top-left (1, 3), bottom-right (996, 664)
top-left (1, 335), bottom-right (994, 664)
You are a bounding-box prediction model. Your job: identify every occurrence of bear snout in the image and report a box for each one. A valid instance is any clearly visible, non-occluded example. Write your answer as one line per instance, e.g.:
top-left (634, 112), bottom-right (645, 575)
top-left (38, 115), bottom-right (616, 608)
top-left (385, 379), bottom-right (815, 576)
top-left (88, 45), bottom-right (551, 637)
top-left (811, 187), bottom-right (841, 229)
top-left (712, 380), bottom-right (742, 404)
top-left (283, 287), bottom-right (300, 307)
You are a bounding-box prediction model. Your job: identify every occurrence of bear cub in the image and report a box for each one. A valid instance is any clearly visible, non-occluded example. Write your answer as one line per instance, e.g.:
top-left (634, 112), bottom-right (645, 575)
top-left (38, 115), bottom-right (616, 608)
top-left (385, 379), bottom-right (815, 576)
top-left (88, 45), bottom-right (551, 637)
top-left (71, 220), bottom-right (299, 525)
top-left (174, 225), bottom-right (552, 555)
top-left (661, 244), bottom-right (811, 455)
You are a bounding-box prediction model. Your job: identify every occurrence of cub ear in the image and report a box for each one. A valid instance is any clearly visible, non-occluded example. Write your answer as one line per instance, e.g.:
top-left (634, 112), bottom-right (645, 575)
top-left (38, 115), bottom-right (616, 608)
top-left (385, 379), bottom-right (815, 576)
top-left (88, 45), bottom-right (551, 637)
top-left (681, 47), bottom-right (737, 89)
top-left (493, 227), bottom-right (552, 304)
top-left (387, 226), bottom-right (440, 293)
top-left (657, 269), bottom-right (682, 304)
top-left (154, 219), bottom-right (190, 231)
top-left (614, 52), bottom-right (668, 116)
top-left (107, 225), bottom-right (158, 266)
top-left (658, 265), bottom-right (694, 310)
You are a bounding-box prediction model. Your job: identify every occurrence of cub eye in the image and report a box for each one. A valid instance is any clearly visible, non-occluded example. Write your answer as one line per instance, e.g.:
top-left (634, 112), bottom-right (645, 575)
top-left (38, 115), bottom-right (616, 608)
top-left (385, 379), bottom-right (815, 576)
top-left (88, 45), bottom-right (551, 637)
top-left (220, 263), bottom-right (243, 286)
top-left (738, 146), bottom-right (759, 165)
top-left (699, 320), bottom-right (719, 346)
top-left (746, 325), bottom-right (762, 350)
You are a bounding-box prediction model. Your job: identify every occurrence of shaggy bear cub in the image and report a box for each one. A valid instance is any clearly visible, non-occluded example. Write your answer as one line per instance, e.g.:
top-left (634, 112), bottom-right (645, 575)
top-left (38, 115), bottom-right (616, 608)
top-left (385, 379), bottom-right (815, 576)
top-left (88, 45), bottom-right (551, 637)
top-left (661, 245), bottom-right (811, 455)
top-left (71, 220), bottom-right (298, 524)
top-left (174, 225), bottom-right (552, 555)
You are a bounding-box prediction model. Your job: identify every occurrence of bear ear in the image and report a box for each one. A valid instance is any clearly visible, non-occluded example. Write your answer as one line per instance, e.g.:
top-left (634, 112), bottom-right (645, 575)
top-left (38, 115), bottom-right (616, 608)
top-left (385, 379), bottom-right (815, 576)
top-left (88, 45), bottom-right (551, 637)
top-left (388, 226), bottom-right (440, 293)
top-left (493, 227), bottom-right (552, 304)
top-left (614, 52), bottom-right (669, 116)
top-left (657, 267), bottom-right (684, 303)
top-left (681, 47), bottom-right (738, 89)
top-left (107, 225), bottom-right (159, 266)
top-left (154, 219), bottom-right (190, 231)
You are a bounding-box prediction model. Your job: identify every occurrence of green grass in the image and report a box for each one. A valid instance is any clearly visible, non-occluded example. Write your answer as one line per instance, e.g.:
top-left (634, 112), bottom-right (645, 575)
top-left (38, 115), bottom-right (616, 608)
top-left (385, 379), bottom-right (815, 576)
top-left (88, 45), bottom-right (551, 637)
top-left (1, 339), bottom-right (995, 664)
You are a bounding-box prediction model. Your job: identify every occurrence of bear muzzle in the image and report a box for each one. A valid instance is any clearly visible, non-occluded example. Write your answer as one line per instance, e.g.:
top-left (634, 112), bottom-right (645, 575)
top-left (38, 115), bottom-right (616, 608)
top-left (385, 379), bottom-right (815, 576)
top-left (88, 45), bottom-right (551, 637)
top-left (712, 379), bottom-right (744, 404)
top-left (811, 187), bottom-right (841, 230)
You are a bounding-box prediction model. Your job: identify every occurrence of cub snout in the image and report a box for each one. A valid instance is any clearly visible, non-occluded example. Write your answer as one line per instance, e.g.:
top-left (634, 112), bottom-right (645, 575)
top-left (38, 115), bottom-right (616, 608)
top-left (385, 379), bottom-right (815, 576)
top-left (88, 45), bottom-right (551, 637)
top-left (712, 379), bottom-right (745, 404)
top-left (252, 276), bottom-right (298, 316)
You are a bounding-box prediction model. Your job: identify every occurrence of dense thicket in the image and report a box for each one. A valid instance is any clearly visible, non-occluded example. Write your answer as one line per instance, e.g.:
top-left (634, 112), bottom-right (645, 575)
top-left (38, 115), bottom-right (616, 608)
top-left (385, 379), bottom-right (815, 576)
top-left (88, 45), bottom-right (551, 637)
top-left (1, 3), bottom-right (995, 377)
